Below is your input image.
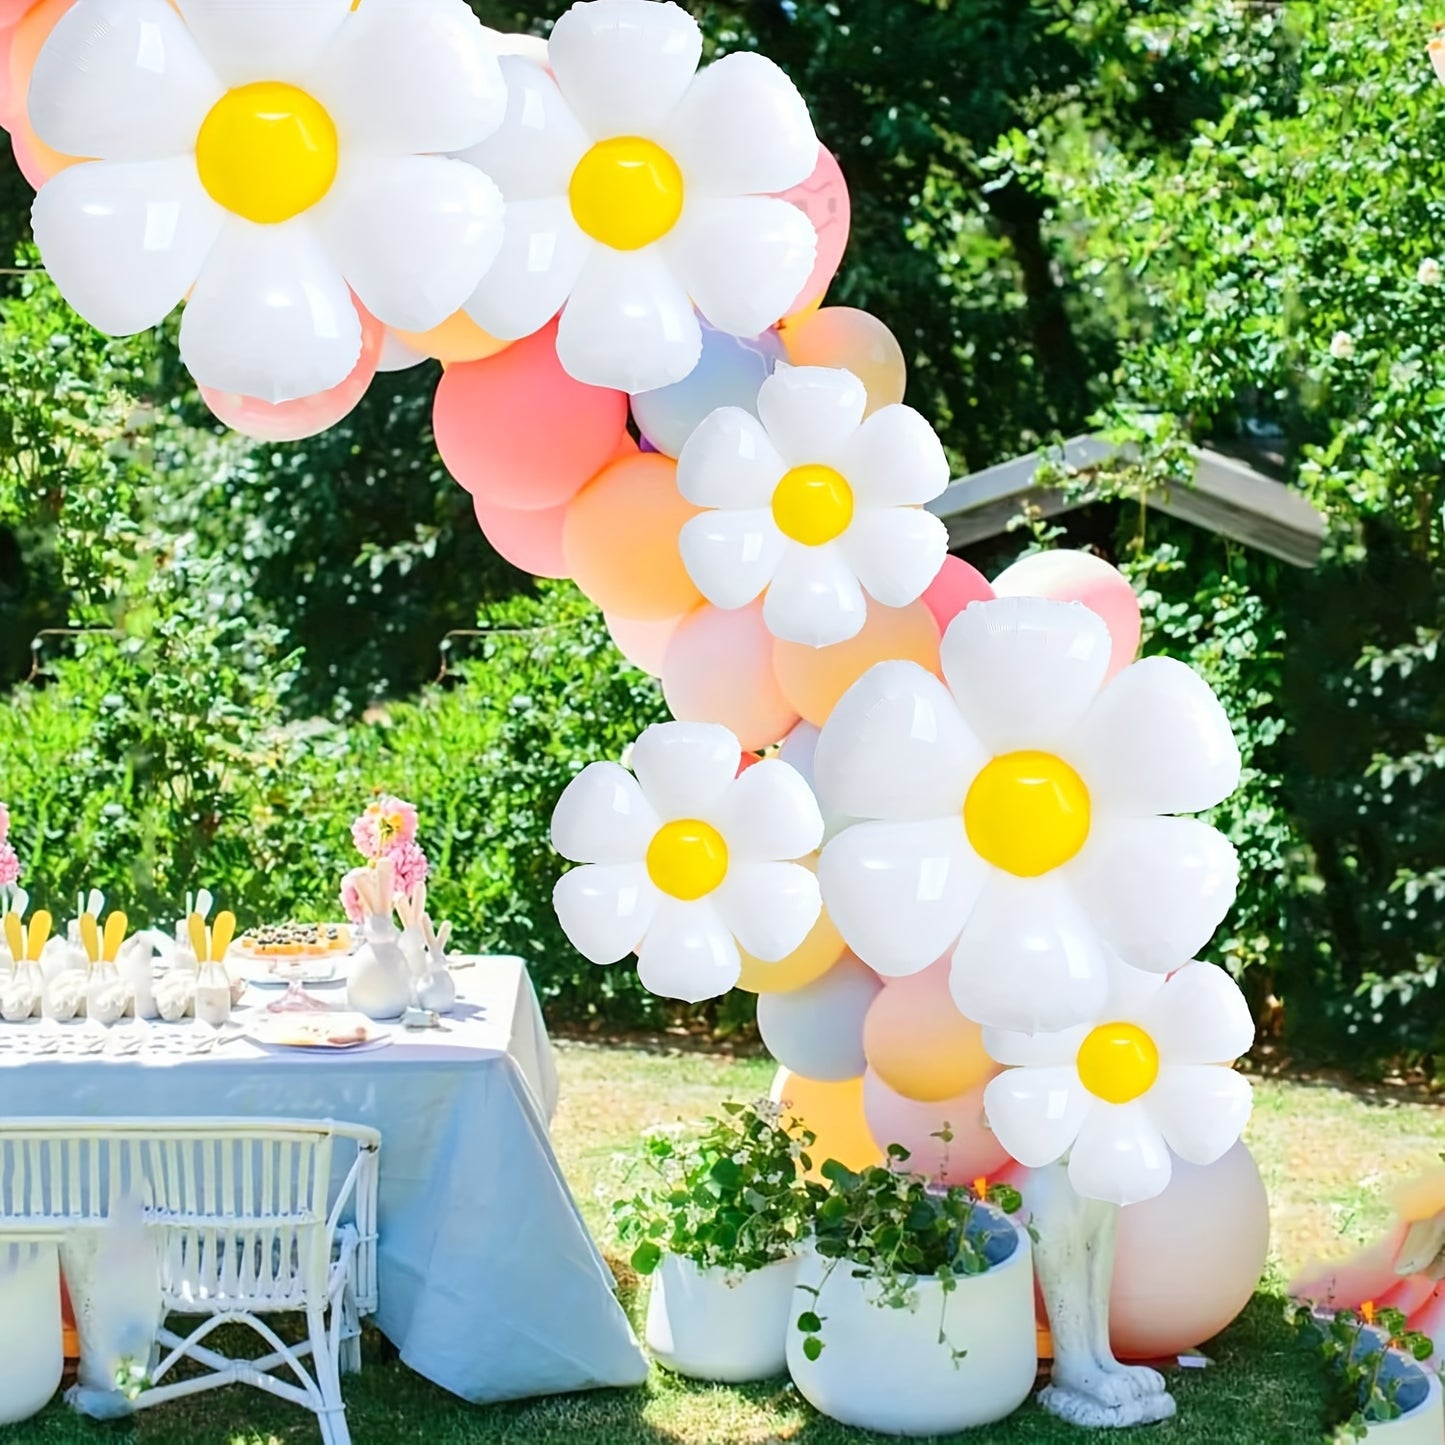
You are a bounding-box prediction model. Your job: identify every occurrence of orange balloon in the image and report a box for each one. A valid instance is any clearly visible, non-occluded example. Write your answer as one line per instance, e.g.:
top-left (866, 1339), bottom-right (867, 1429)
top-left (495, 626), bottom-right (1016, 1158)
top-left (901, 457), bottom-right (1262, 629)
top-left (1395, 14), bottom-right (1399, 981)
top-left (772, 1069), bottom-right (880, 1180)
top-left (396, 309), bottom-right (510, 365)
top-left (566, 452), bottom-right (702, 621)
top-left (862, 957), bottom-right (998, 1102)
top-left (606, 610), bottom-right (692, 678)
top-left (773, 599), bottom-right (941, 727)
top-left (737, 856), bottom-right (846, 993)
top-left (780, 306), bottom-right (906, 415)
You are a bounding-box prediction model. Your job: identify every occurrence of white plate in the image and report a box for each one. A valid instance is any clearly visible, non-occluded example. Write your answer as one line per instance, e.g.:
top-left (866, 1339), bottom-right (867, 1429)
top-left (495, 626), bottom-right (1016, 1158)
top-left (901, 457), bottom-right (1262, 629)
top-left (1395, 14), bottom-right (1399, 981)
top-left (245, 1012), bottom-right (390, 1053)
top-left (237, 957), bottom-right (341, 987)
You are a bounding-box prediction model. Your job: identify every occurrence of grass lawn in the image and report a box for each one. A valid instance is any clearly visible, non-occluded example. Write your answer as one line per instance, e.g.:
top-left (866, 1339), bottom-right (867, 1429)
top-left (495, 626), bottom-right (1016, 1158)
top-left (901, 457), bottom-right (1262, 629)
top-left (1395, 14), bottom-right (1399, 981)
top-left (3, 1043), bottom-right (1441, 1444)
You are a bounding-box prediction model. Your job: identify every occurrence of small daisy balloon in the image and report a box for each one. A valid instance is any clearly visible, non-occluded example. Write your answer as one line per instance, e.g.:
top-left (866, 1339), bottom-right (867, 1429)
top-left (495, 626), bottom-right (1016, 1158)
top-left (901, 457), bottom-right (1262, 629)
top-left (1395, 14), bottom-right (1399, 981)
top-left (551, 721), bottom-right (824, 1002)
top-left (459, 0), bottom-right (820, 392)
top-left (28, 0), bottom-right (507, 402)
top-left (676, 365), bottom-right (952, 647)
top-left (814, 594), bottom-right (1243, 1034)
top-left (983, 960), bottom-right (1256, 1205)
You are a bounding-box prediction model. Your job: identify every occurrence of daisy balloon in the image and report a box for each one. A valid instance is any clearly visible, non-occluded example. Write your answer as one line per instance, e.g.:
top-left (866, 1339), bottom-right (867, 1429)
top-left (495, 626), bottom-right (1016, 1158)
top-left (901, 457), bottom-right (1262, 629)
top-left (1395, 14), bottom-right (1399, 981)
top-left (551, 721), bottom-right (824, 1002)
top-left (676, 365), bottom-right (952, 647)
top-left (983, 960), bottom-right (1255, 1205)
top-left (815, 595), bottom-right (1243, 1034)
top-left (459, 0), bottom-right (820, 392)
top-left (28, 0), bottom-right (506, 402)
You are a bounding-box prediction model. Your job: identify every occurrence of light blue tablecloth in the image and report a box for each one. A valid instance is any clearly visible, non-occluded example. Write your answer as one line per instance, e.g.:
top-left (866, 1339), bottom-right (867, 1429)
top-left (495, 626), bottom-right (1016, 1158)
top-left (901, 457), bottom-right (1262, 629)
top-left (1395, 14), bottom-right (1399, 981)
top-left (0, 956), bottom-right (649, 1403)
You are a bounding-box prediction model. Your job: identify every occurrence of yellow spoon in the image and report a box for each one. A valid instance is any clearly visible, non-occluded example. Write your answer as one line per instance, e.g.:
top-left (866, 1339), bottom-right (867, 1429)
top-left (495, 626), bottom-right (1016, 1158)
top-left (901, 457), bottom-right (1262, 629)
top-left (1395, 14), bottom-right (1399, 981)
top-left (210, 911), bottom-right (236, 965)
top-left (80, 912), bottom-right (100, 965)
top-left (27, 911), bottom-right (52, 962)
top-left (187, 912), bottom-right (209, 964)
top-left (2, 912), bottom-right (22, 962)
top-left (102, 911), bottom-right (127, 963)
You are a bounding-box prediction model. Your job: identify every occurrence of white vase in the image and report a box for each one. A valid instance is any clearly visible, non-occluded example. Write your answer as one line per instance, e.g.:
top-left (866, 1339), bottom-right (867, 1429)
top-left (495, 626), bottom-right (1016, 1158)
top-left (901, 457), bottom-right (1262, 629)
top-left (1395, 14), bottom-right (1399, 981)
top-left (346, 917), bottom-right (411, 1021)
top-left (646, 1253), bottom-right (799, 1383)
top-left (1334, 1319), bottom-right (1445, 1444)
top-left (0, 1242), bottom-right (63, 1423)
top-left (787, 1213), bottom-right (1036, 1436)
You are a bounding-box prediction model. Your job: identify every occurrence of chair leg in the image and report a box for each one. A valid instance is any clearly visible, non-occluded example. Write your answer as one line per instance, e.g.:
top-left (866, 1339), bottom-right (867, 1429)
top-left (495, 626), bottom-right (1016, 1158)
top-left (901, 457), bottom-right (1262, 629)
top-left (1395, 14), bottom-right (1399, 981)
top-left (336, 1273), bottom-right (362, 1376)
top-left (308, 1304), bottom-right (351, 1445)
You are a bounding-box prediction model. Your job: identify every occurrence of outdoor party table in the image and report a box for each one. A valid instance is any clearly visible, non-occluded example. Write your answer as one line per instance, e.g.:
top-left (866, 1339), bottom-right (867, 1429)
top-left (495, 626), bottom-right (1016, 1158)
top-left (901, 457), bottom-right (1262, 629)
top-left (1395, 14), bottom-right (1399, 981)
top-left (0, 955), bottom-right (649, 1404)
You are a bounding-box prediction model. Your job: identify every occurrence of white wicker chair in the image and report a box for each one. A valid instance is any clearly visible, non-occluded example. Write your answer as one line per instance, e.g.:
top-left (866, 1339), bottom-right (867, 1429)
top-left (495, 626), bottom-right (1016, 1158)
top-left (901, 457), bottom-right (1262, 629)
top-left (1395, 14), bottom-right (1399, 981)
top-left (0, 1118), bottom-right (380, 1445)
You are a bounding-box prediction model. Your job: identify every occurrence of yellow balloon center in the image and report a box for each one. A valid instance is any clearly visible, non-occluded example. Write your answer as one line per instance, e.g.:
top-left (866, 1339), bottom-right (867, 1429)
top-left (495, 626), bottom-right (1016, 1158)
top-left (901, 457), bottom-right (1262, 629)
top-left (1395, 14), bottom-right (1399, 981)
top-left (964, 750), bottom-right (1091, 877)
top-left (569, 137), bottom-right (685, 251)
top-left (196, 82), bottom-right (340, 225)
top-left (771, 465), bottom-right (856, 546)
top-left (646, 820), bottom-right (729, 901)
top-left (1076, 1023), bottom-right (1161, 1105)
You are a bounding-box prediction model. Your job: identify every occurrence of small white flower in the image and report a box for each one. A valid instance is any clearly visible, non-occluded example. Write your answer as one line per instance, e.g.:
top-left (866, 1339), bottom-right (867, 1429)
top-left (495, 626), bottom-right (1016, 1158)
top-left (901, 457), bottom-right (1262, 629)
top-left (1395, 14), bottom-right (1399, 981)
top-left (1419, 258), bottom-right (1442, 287)
top-left (551, 720), bottom-right (824, 1002)
top-left (983, 961), bottom-right (1255, 1205)
top-left (1329, 331), bottom-right (1356, 361)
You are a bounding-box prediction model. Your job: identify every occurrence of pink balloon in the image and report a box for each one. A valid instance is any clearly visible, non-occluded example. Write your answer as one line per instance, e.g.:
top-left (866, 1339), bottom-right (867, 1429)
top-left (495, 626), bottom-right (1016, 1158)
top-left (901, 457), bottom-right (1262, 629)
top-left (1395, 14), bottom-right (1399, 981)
top-left (200, 299), bottom-right (383, 441)
top-left (606, 611), bottom-right (692, 677)
top-left (0, 0), bottom-right (39, 28)
top-left (471, 494), bottom-right (570, 578)
top-left (992, 550), bottom-right (1142, 680)
top-left (921, 556), bottom-right (994, 633)
top-left (861, 1070), bottom-right (1011, 1186)
top-left (662, 602), bottom-right (799, 752)
top-left (777, 146), bottom-right (851, 318)
top-left (433, 319), bottom-right (629, 511)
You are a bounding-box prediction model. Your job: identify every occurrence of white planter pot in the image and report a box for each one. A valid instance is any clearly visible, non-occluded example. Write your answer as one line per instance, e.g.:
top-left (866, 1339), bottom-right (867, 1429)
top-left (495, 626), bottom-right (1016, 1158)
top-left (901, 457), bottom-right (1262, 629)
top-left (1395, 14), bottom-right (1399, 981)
top-left (0, 1242), bottom-right (63, 1424)
top-left (646, 1253), bottom-right (799, 1382)
top-left (787, 1211), bottom-right (1036, 1436)
top-left (1358, 1340), bottom-right (1444, 1444)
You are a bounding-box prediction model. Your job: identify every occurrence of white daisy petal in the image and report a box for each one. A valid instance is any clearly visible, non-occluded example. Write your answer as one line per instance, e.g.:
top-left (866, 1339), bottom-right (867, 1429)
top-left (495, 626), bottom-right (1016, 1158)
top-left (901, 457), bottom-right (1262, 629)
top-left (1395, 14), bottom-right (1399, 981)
top-left (667, 197), bottom-right (817, 340)
top-left (463, 197), bottom-right (591, 341)
top-left (835, 404), bottom-right (952, 507)
top-left (679, 510), bottom-right (785, 610)
top-left (548, 0), bottom-right (702, 136)
top-left (713, 759), bottom-right (823, 862)
top-left (982, 1066), bottom-right (1091, 1167)
top-left (179, 220), bottom-right (362, 403)
top-left (550, 761), bottom-right (660, 865)
top-left (311, 0), bottom-right (504, 155)
top-left (839, 508), bottom-right (949, 608)
top-left (1066, 1100), bottom-right (1173, 1206)
top-left (676, 408), bottom-right (786, 509)
top-left (176, 0), bottom-right (351, 86)
top-left (317, 157), bottom-right (502, 333)
top-left (31, 160), bottom-right (223, 335)
top-left (630, 722), bottom-right (741, 820)
top-left (1146, 1065), bottom-right (1253, 1166)
top-left (29, 0), bottom-right (222, 161)
top-left (553, 861), bottom-right (659, 964)
top-left (716, 860), bottom-right (820, 962)
top-left (981, 1026), bottom-right (1089, 1069)
top-left (814, 661), bottom-right (986, 822)
top-left (458, 56), bottom-right (590, 203)
top-left (1099, 959), bottom-right (1168, 1020)
top-left (1073, 656), bottom-right (1242, 816)
top-left (763, 545), bottom-right (868, 648)
top-left (636, 897), bottom-right (741, 1003)
top-left (950, 874), bottom-right (1113, 1033)
top-left (819, 818), bottom-right (983, 977)
top-left (941, 596), bottom-right (1112, 753)
top-left (555, 247), bottom-right (701, 391)
top-left (668, 52), bottom-right (818, 196)
top-left (1069, 816), bottom-right (1239, 974)
top-left (756, 364), bottom-right (868, 464)
top-left (1137, 962), bottom-right (1256, 1064)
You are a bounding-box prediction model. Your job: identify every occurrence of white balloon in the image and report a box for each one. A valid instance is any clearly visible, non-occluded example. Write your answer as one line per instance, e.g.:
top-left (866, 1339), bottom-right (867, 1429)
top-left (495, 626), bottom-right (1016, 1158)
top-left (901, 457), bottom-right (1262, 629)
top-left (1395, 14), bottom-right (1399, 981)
top-left (756, 952), bottom-right (881, 1081)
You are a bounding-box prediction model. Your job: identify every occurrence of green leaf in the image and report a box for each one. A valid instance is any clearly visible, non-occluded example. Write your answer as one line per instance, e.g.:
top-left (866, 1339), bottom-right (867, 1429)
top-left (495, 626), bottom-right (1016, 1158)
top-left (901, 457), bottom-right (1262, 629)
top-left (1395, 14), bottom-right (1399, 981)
top-left (630, 1242), bottom-right (663, 1275)
top-left (797, 1311), bottom-right (823, 1334)
top-left (802, 1336), bottom-right (824, 1362)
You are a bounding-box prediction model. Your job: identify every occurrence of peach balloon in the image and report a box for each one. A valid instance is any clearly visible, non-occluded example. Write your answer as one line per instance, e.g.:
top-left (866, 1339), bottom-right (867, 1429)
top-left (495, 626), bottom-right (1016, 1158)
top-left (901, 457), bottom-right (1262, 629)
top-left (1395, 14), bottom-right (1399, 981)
top-left (200, 300), bottom-right (383, 441)
top-left (737, 857), bottom-right (846, 993)
top-left (397, 310), bottom-right (511, 365)
top-left (5, 0), bottom-right (75, 188)
top-left (862, 1071), bottom-right (1010, 1186)
top-left (471, 494), bottom-right (570, 578)
top-left (565, 452), bottom-right (700, 620)
top-left (992, 549), bottom-right (1142, 681)
top-left (921, 556), bottom-right (993, 633)
top-left (774, 599), bottom-right (941, 728)
top-left (434, 320), bottom-right (629, 511)
top-left (605, 610), bottom-right (692, 678)
top-left (780, 306), bottom-right (906, 415)
top-left (662, 600), bottom-right (800, 750)
top-left (862, 957), bottom-right (998, 1102)
top-left (772, 1069), bottom-right (880, 1180)
top-left (777, 146), bottom-right (851, 319)
top-left (0, 0), bottom-right (39, 28)
top-left (377, 330), bottom-right (427, 373)
top-left (1109, 1142), bottom-right (1270, 1360)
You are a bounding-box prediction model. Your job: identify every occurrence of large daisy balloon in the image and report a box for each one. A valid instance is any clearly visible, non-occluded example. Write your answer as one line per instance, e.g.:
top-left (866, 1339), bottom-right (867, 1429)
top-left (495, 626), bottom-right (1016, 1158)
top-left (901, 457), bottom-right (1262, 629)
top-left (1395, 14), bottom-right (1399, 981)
top-left (459, 0), bottom-right (820, 392)
top-left (983, 961), bottom-right (1255, 1205)
top-left (815, 595), bottom-right (1242, 1034)
top-left (28, 0), bottom-right (506, 402)
top-left (551, 721), bottom-right (824, 1002)
top-left (676, 365), bottom-right (952, 647)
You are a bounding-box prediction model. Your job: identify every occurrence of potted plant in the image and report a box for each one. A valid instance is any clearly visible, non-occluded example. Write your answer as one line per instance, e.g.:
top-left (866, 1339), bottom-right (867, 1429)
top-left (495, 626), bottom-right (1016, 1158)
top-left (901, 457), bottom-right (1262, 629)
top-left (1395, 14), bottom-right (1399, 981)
top-left (1293, 1305), bottom-right (1444, 1443)
top-left (787, 1144), bottom-right (1037, 1437)
top-left (612, 1099), bottom-right (814, 1383)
